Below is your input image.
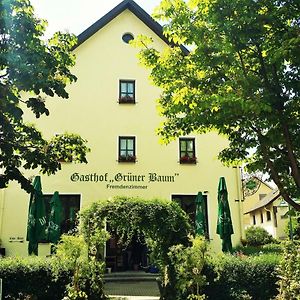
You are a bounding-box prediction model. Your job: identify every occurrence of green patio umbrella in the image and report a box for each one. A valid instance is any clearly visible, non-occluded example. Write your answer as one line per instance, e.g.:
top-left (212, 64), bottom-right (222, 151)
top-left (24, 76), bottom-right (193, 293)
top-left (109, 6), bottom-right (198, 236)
top-left (26, 176), bottom-right (47, 255)
top-left (216, 177), bottom-right (234, 252)
top-left (48, 191), bottom-right (63, 244)
top-left (195, 192), bottom-right (206, 236)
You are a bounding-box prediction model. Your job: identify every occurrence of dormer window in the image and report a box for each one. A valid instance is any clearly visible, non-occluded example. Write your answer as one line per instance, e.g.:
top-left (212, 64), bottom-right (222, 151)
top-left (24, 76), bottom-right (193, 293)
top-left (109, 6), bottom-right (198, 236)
top-left (119, 80), bottom-right (135, 103)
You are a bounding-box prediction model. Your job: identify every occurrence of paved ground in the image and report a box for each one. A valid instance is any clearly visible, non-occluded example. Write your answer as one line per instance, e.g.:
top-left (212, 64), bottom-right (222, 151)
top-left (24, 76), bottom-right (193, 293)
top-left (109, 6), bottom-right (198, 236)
top-left (104, 270), bottom-right (160, 299)
top-left (104, 281), bottom-right (160, 297)
top-left (109, 296), bottom-right (159, 300)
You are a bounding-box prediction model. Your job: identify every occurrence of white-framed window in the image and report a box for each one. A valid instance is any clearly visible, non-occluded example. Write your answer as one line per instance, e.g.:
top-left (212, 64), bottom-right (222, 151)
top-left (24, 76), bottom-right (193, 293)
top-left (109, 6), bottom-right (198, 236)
top-left (118, 136), bottom-right (136, 162)
top-left (179, 138), bottom-right (196, 164)
top-left (119, 80), bottom-right (135, 103)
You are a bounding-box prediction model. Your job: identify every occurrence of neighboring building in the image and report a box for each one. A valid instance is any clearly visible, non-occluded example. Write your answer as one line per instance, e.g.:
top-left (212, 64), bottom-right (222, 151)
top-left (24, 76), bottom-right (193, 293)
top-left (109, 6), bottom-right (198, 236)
top-left (0, 0), bottom-right (244, 261)
top-left (244, 189), bottom-right (290, 239)
top-left (243, 177), bottom-right (274, 227)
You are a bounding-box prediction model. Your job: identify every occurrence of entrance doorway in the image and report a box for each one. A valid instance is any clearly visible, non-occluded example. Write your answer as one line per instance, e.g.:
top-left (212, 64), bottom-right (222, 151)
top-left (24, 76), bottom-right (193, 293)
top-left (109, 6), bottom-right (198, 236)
top-left (172, 194), bottom-right (209, 238)
top-left (105, 233), bottom-right (148, 272)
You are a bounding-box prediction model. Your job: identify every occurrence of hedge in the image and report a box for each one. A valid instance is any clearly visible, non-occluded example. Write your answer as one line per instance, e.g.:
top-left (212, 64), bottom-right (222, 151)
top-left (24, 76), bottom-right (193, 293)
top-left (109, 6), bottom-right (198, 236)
top-left (0, 253), bottom-right (281, 300)
top-left (0, 257), bottom-right (71, 300)
top-left (203, 254), bottom-right (280, 300)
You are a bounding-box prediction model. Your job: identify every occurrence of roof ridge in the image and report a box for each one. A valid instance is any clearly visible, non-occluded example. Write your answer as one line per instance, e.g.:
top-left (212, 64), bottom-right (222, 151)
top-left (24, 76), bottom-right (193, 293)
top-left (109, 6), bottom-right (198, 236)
top-left (74, 0), bottom-right (189, 54)
top-left (75, 0), bottom-right (162, 48)
top-left (244, 189), bottom-right (280, 214)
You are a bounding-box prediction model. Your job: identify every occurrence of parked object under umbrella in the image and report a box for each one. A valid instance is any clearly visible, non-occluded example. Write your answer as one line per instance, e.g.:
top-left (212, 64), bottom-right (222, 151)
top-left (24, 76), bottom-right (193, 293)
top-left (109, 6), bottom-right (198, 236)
top-left (195, 192), bottom-right (206, 236)
top-left (216, 177), bottom-right (234, 252)
top-left (48, 191), bottom-right (63, 244)
top-left (26, 176), bottom-right (47, 255)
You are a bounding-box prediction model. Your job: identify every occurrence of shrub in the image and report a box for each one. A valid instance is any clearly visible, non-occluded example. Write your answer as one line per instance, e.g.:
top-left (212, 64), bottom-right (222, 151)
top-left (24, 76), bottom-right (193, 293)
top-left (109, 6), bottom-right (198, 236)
top-left (276, 241), bottom-right (300, 299)
top-left (167, 236), bottom-right (207, 299)
top-left (0, 257), bottom-right (71, 300)
top-left (0, 233), bottom-right (108, 300)
top-left (284, 211), bottom-right (300, 240)
top-left (233, 242), bottom-right (283, 256)
top-left (203, 253), bottom-right (280, 299)
top-left (261, 243), bottom-right (282, 253)
top-left (245, 226), bottom-right (274, 246)
top-left (52, 233), bottom-right (108, 300)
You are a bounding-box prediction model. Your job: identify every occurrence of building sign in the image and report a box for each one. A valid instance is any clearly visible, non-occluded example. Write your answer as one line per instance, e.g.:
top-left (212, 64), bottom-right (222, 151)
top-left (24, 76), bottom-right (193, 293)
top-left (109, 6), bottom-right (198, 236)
top-left (70, 172), bottom-right (179, 189)
top-left (9, 237), bottom-right (24, 243)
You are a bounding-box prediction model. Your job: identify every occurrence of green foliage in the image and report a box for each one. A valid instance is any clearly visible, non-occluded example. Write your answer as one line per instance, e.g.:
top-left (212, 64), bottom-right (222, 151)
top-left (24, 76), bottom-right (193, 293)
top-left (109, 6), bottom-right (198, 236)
top-left (276, 241), bottom-right (300, 299)
top-left (81, 196), bottom-right (192, 299)
top-left (234, 242), bottom-right (283, 256)
top-left (0, 249), bottom-right (280, 300)
top-left (167, 236), bottom-right (207, 300)
top-left (245, 180), bottom-right (258, 191)
top-left (0, 239), bottom-right (108, 300)
top-left (203, 253), bottom-right (280, 299)
top-left (47, 134), bottom-right (90, 164)
top-left (245, 226), bottom-right (274, 246)
top-left (0, 0), bottom-right (90, 192)
top-left (285, 210), bottom-right (300, 240)
top-left (52, 234), bottom-right (109, 300)
top-left (0, 256), bottom-right (71, 299)
top-left (81, 196), bottom-right (191, 258)
top-left (136, 0), bottom-right (300, 210)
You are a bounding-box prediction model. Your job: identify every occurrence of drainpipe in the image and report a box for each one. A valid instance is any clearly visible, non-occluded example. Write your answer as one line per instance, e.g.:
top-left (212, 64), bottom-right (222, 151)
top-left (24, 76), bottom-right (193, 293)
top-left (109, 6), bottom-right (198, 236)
top-left (235, 167), bottom-right (244, 240)
top-left (0, 188), bottom-right (5, 240)
top-left (288, 205), bottom-right (293, 241)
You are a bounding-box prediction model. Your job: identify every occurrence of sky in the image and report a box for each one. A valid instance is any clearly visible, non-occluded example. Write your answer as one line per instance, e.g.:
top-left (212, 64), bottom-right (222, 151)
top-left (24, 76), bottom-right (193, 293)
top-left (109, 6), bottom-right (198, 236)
top-left (30, 0), bottom-right (162, 37)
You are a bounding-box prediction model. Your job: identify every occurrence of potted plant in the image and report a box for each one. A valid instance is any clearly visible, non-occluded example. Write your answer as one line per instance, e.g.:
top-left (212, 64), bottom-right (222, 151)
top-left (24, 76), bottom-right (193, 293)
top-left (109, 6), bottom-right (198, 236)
top-left (119, 95), bottom-right (134, 103)
top-left (180, 155), bottom-right (197, 164)
top-left (118, 155), bottom-right (136, 162)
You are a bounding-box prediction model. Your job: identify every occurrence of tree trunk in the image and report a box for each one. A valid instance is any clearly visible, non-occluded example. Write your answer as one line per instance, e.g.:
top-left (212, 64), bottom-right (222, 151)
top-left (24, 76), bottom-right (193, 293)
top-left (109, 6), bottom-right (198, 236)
top-left (257, 131), bottom-right (300, 211)
top-left (281, 122), bottom-right (300, 188)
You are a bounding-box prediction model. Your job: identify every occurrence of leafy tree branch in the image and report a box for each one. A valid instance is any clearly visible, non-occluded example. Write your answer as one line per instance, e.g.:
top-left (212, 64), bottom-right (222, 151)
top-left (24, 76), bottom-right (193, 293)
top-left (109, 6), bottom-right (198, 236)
top-left (135, 0), bottom-right (300, 210)
top-left (0, 0), bottom-right (90, 192)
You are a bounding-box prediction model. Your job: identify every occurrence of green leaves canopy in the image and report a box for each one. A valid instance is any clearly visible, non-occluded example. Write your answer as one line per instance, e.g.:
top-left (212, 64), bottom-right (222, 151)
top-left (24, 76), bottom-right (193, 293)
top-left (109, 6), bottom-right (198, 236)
top-left (136, 0), bottom-right (300, 210)
top-left (0, 0), bottom-right (89, 192)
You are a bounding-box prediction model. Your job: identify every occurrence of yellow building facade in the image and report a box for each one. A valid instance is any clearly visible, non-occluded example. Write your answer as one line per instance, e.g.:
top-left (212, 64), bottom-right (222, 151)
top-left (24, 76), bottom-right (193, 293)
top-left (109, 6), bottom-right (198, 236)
top-left (243, 178), bottom-right (274, 227)
top-left (0, 0), bottom-right (244, 258)
top-left (245, 189), bottom-right (289, 239)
